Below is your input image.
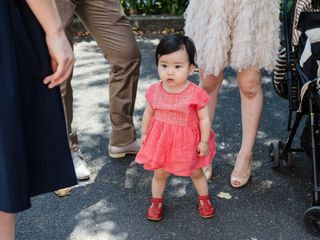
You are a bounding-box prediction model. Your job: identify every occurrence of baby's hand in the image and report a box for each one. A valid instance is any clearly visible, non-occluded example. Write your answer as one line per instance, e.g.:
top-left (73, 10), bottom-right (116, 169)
top-left (197, 141), bottom-right (209, 157)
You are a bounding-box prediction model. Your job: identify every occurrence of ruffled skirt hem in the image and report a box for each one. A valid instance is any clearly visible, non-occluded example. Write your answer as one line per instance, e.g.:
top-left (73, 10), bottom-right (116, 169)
top-left (135, 118), bottom-right (216, 177)
top-left (184, 0), bottom-right (281, 76)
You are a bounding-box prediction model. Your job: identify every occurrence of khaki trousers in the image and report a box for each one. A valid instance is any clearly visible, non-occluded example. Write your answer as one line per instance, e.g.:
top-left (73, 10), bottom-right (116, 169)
top-left (56, 0), bottom-right (141, 150)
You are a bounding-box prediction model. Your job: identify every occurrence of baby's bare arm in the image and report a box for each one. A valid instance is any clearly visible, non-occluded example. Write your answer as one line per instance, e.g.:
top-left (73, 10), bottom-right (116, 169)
top-left (141, 102), bottom-right (154, 144)
top-left (197, 106), bottom-right (211, 156)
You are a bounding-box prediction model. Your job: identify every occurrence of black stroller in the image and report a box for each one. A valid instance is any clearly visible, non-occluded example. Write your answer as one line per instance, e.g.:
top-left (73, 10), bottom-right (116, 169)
top-left (270, 0), bottom-right (320, 236)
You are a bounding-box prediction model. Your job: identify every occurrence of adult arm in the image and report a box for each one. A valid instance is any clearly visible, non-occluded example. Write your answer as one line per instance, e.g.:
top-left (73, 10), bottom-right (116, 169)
top-left (26, 0), bottom-right (75, 88)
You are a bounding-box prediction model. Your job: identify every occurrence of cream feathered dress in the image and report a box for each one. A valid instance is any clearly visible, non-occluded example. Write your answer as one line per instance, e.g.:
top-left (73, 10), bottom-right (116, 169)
top-left (184, 0), bottom-right (281, 77)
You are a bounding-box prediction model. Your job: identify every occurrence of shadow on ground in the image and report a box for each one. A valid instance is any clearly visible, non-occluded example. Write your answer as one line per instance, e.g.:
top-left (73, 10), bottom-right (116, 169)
top-left (16, 36), bottom-right (318, 240)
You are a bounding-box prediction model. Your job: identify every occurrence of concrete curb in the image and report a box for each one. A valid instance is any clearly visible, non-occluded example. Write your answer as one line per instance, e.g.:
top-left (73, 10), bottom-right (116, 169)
top-left (73, 15), bottom-right (184, 32)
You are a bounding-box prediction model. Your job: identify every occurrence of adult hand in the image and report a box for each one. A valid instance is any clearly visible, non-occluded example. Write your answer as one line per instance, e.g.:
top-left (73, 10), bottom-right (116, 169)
top-left (43, 30), bottom-right (75, 88)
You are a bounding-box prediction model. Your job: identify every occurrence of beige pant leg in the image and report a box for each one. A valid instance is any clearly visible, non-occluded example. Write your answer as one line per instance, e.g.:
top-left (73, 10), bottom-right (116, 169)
top-left (55, 0), bottom-right (80, 151)
top-left (75, 0), bottom-right (141, 146)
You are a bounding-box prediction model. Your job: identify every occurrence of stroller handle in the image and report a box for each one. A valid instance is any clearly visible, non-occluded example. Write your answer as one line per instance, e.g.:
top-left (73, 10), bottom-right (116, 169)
top-left (283, 0), bottom-right (295, 113)
top-left (283, 0), bottom-right (291, 72)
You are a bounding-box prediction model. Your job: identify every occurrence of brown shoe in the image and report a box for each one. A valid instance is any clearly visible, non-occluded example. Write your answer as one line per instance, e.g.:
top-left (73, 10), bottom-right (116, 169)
top-left (108, 140), bottom-right (140, 158)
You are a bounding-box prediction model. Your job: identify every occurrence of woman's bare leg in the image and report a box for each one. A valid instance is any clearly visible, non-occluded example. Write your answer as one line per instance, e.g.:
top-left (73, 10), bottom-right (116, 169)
top-left (0, 212), bottom-right (15, 240)
top-left (231, 69), bottom-right (262, 187)
top-left (199, 70), bottom-right (224, 123)
top-left (199, 70), bottom-right (224, 181)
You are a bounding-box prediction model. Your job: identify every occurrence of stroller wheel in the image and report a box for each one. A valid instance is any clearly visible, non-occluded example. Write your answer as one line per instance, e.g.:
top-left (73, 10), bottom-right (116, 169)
top-left (304, 206), bottom-right (320, 237)
top-left (283, 151), bottom-right (293, 168)
top-left (269, 141), bottom-right (281, 169)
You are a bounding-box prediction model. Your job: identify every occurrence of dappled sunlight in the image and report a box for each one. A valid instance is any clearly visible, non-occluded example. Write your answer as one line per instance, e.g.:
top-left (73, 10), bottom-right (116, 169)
top-left (221, 77), bottom-right (238, 88)
top-left (252, 160), bottom-right (263, 170)
top-left (16, 34), bottom-right (319, 240)
top-left (256, 130), bottom-right (268, 139)
top-left (217, 141), bottom-right (230, 150)
top-left (73, 68), bottom-right (109, 83)
top-left (75, 200), bottom-right (114, 217)
top-left (264, 138), bottom-right (282, 146)
top-left (137, 37), bottom-right (160, 46)
top-left (135, 77), bottom-right (158, 112)
top-left (220, 153), bottom-right (237, 167)
top-left (69, 200), bottom-right (128, 240)
top-left (71, 41), bottom-right (111, 140)
top-left (124, 161), bottom-right (193, 198)
top-left (124, 161), bottom-right (148, 189)
top-left (218, 151), bottom-right (262, 171)
top-left (168, 177), bottom-right (188, 197)
top-left (262, 75), bottom-right (272, 84)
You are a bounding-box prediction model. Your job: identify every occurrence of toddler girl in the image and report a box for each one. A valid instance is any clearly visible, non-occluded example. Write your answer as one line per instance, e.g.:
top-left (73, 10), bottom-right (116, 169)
top-left (135, 34), bottom-right (216, 221)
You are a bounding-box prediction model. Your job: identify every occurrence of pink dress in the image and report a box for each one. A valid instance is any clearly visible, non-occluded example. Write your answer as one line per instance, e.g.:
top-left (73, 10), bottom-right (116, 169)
top-left (135, 81), bottom-right (216, 176)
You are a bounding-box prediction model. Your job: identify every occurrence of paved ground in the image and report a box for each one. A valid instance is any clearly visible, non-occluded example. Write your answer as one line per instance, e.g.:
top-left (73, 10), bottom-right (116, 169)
top-left (16, 35), bottom-right (319, 240)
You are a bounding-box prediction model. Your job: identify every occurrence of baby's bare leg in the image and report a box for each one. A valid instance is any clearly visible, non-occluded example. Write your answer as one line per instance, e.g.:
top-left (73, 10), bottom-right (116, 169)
top-left (191, 168), bottom-right (209, 196)
top-left (152, 169), bottom-right (171, 198)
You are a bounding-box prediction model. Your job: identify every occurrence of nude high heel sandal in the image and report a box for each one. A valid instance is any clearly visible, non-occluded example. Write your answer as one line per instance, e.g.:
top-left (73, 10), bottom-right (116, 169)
top-left (202, 165), bottom-right (213, 182)
top-left (230, 159), bottom-right (252, 188)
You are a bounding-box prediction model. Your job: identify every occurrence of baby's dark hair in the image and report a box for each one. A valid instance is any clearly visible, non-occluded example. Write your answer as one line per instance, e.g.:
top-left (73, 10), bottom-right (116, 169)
top-left (155, 34), bottom-right (197, 66)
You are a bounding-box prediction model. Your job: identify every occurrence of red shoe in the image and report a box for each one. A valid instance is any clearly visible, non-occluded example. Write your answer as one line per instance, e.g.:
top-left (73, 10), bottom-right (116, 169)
top-left (199, 195), bottom-right (215, 219)
top-left (147, 197), bottom-right (164, 221)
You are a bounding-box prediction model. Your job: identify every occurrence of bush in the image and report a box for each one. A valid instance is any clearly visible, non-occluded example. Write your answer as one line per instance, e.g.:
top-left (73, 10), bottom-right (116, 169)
top-left (121, 0), bottom-right (294, 17)
top-left (280, 0), bottom-right (294, 17)
top-left (121, 0), bottom-right (189, 15)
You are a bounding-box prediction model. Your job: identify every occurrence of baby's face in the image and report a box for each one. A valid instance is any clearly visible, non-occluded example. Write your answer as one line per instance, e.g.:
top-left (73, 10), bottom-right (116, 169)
top-left (158, 47), bottom-right (194, 91)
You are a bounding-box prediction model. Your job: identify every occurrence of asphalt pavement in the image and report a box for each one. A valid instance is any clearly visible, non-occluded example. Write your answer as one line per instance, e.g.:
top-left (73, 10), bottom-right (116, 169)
top-left (16, 35), bottom-right (319, 240)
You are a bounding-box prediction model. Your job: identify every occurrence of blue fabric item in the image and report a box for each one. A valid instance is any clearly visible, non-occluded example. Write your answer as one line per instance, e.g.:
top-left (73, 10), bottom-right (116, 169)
top-left (0, 0), bottom-right (77, 213)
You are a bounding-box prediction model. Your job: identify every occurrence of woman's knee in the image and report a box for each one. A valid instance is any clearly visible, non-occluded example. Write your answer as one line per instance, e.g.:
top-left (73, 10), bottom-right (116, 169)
top-left (201, 82), bottom-right (216, 94)
top-left (240, 84), bottom-right (262, 99)
top-left (200, 72), bottom-right (223, 94)
top-left (238, 72), bottom-right (262, 99)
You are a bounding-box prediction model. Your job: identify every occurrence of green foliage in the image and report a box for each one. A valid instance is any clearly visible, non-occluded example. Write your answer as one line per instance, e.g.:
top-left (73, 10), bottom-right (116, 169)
top-left (280, 0), bottom-right (294, 17)
top-left (163, 0), bottom-right (189, 15)
top-left (120, 0), bottom-right (189, 15)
